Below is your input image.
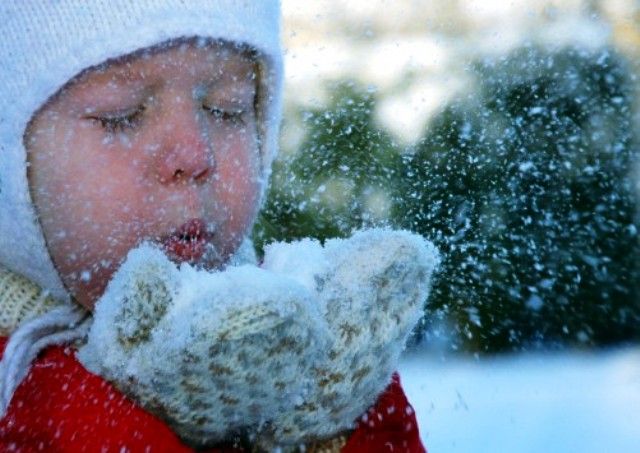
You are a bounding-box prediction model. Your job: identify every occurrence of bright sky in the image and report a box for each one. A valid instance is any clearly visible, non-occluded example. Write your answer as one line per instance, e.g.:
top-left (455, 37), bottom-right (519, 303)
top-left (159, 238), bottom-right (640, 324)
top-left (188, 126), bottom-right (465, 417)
top-left (281, 0), bottom-right (620, 145)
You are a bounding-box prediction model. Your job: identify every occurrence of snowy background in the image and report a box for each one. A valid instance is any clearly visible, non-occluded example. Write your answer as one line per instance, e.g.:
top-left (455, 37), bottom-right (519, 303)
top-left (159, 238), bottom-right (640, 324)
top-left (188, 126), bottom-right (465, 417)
top-left (400, 349), bottom-right (640, 452)
top-left (275, 1), bottom-right (640, 451)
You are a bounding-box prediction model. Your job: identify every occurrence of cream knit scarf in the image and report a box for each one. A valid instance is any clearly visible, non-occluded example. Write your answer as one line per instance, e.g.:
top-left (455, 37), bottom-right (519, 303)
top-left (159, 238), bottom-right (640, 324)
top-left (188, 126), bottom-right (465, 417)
top-left (0, 267), bottom-right (64, 335)
top-left (0, 267), bottom-right (91, 416)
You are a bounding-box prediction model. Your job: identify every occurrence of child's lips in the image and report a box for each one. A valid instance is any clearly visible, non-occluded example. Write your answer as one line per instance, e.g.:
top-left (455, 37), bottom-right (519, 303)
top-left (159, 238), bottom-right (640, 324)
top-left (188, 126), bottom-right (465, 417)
top-left (161, 218), bottom-right (211, 263)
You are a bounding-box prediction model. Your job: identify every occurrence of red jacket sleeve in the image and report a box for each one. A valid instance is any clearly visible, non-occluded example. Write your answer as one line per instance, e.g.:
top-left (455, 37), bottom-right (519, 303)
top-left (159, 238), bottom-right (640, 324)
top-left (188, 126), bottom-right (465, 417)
top-left (0, 339), bottom-right (425, 452)
top-left (0, 338), bottom-right (202, 453)
top-left (342, 373), bottom-right (426, 453)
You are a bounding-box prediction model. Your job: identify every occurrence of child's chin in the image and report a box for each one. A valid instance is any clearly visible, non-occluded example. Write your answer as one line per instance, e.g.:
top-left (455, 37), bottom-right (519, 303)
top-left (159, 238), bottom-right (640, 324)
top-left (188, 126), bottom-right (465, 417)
top-left (198, 242), bottom-right (226, 269)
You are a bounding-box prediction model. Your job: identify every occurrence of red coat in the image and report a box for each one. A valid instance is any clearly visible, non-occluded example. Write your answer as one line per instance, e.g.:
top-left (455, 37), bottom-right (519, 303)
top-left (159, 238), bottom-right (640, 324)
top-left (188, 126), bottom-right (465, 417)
top-left (0, 338), bottom-right (425, 452)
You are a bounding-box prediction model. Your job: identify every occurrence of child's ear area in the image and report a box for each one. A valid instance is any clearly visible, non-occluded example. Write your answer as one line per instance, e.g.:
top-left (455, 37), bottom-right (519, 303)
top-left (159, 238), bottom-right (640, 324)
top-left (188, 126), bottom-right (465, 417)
top-left (23, 100), bottom-right (55, 151)
top-left (24, 106), bottom-right (57, 206)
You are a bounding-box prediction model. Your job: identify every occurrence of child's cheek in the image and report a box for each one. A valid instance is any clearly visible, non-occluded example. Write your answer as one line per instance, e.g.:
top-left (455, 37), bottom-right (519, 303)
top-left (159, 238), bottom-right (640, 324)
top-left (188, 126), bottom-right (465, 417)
top-left (216, 136), bottom-right (261, 233)
top-left (30, 126), bottom-right (149, 306)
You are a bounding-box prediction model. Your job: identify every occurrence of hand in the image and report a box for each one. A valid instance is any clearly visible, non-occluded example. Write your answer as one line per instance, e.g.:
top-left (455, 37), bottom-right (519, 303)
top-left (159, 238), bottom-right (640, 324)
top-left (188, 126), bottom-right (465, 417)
top-left (257, 228), bottom-right (439, 448)
top-left (77, 228), bottom-right (439, 450)
top-left (77, 244), bottom-right (329, 448)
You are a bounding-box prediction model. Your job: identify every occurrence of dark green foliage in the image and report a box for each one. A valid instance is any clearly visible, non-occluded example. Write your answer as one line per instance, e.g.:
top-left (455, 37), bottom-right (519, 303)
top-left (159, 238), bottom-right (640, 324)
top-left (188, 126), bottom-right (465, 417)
top-left (254, 82), bottom-right (403, 250)
top-left (254, 47), bottom-right (640, 353)
top-left (400, 46), bottom-right (640, 352)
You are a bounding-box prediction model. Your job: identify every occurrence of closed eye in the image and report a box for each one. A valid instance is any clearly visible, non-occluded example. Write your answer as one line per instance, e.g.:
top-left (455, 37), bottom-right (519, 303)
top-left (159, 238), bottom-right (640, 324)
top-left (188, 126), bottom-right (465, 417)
top-left (87, 105), bottom-right (145, 133)
top-left (203, 105), bottom-right (245, 125)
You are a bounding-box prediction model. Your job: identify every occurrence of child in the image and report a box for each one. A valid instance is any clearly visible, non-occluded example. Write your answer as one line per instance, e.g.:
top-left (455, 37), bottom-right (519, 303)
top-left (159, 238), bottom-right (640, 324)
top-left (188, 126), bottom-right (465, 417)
top-left (0, 1), bottom-right (436, 451)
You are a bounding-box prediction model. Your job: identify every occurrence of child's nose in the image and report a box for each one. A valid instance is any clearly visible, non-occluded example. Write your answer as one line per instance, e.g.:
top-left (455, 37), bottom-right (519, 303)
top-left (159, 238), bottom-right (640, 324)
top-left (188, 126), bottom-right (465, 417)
top-left (155, 104), bottom-right (213, 184)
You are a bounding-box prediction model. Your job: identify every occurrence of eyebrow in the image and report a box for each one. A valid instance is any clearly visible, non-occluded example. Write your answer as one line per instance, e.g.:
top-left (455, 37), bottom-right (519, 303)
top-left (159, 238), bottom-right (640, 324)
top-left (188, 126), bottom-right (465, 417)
top-left (110, 69), bottom-right (145, 83)
top-left (93, 67), bottom-right (148, 86)
top-left (95, 67), bottom-right (256, 91)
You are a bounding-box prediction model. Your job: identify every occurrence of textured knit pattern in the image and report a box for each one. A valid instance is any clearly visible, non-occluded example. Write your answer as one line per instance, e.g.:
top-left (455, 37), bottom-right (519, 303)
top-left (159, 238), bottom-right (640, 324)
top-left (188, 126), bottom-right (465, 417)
top-left (0, 0), bottom-right (283, 302)
top-left (301, 434), bottom-right (348, 453)
top-left (0, 267), bottom-right (61, 336)
top-left (258, 229), bottom-right (439, 449)
top-left (78, 229), bottom-right (438, 449)
top-left (0, 338), bottom-right (425, 452)
top-left (78, 244), bottom-right (328, 448)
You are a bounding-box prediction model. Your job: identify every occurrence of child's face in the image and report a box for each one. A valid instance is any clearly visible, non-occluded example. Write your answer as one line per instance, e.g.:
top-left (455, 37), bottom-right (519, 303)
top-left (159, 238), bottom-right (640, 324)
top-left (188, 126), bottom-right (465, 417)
top-left (26, 41), bottom-right (262, 308)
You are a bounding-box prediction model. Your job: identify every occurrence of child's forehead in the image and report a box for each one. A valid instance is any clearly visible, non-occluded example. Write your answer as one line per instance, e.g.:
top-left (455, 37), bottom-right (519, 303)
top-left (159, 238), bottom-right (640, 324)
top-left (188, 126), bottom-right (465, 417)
top-left (82, 41), bottom-right (256, 84)
top-left (58, 41), bottom-right (257, 99)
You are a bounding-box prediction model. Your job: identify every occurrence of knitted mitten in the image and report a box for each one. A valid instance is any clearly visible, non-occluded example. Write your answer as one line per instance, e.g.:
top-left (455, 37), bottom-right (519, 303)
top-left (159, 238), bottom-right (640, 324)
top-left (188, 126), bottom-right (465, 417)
top-left (257, 228), bottom-right (439, 448)
top-left (78, 229), bottom-right (438, 450)
top-left (77, 244), bottom-right (328, 448)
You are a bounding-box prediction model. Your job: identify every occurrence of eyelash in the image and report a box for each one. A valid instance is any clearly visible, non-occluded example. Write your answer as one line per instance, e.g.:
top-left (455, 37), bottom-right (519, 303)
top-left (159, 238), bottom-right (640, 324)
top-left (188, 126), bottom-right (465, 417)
top-left (90, 104), bottom-right (246, 134)
top-left (90, 106), bottom-right (145, 134)
top-left (203, 105), bottom-right (246, 125)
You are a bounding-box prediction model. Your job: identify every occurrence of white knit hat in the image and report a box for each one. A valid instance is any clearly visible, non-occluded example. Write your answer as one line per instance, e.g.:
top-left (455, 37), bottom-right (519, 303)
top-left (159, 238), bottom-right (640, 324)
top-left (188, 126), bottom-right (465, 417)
top-left (0, 0), bottom-right (284, 302)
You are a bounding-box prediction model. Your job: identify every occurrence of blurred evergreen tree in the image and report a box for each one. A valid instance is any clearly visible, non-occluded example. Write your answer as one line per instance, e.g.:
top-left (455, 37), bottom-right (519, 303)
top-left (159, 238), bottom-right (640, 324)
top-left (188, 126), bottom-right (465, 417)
top-left (400, 46), bottom-right (640, 352)
top-left (254, 47), bottom-right (640, 353)
top-left (254, 81), bottom-right (403, 250)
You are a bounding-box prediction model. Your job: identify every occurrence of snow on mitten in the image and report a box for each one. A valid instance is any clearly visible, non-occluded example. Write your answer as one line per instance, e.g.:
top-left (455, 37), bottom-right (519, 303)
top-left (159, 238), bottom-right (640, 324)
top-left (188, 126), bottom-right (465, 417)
top-left (259, 228), bottom-right (439, 447)
top-left (78, 243), bottom-right (328, 448)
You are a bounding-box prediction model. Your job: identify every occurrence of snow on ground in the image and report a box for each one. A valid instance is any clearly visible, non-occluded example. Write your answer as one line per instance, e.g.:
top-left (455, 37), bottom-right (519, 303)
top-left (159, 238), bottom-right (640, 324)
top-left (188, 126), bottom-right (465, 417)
top-left (399, 349), bottom-right (640, 453)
